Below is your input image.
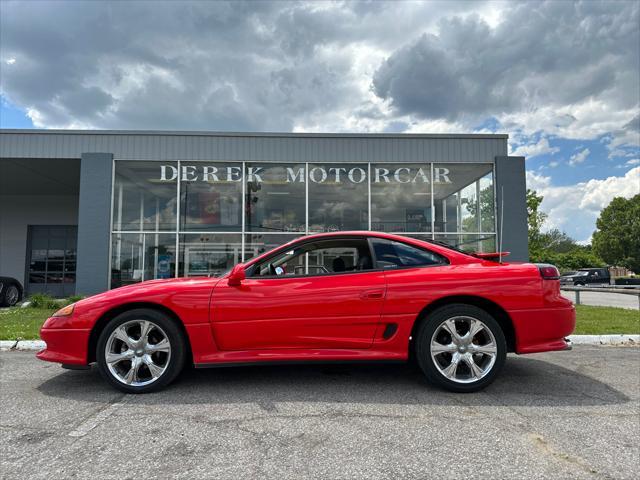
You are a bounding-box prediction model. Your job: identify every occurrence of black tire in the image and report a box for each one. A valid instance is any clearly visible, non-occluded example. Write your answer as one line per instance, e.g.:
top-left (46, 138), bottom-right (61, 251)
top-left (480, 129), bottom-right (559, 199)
top-left (415, 304), bottom-right (507, 393)
top-left (96, 309), bottom-right (186, 394)
top-left (0, 282), bottom-right (21, 307)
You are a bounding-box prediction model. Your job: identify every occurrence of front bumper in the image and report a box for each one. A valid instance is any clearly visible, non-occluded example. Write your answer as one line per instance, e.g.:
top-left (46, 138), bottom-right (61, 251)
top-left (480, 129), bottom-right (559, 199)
top-left (36, 327), bottom-right (90, 365)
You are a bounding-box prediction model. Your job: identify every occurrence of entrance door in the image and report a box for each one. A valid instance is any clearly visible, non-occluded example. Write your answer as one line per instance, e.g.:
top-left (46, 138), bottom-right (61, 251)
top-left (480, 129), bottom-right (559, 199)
top-left (26, 226), bottom-right (77, 297)
top-left (211, 237), bottom-right (386, 350)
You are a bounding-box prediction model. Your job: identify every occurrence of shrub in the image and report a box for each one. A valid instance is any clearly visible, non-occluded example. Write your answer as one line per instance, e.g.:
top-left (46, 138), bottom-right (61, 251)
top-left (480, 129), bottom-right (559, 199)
top-left (530, 249), bottom-right (606, 271)
top-left (64, 295), bottom-right (85, 305)
top-left (27, 293), bottom-right (62, 309)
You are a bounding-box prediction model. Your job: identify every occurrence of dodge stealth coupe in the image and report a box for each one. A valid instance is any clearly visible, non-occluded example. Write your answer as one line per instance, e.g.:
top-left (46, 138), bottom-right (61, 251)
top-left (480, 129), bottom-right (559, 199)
top-left (37, 232), bottom-right (575, 393)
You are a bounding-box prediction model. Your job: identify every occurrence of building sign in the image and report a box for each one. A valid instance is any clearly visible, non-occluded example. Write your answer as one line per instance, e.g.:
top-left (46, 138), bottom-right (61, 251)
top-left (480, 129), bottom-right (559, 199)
top-left (159, 165), bottom-right (453, 184)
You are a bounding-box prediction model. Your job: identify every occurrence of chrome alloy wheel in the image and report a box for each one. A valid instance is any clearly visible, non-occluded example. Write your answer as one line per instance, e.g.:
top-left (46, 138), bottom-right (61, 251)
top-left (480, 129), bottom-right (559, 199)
top-left (104, 320), bottom-right (171, 387)
top-left (430, 316), bottom-right (497, 384)
top-left (5, 285), bottom-right (20, 306)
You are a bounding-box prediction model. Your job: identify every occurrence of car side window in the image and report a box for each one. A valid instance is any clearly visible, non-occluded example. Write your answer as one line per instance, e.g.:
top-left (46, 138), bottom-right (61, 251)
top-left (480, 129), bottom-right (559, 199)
top-left (372, 239), bottom-right (446, 269)
top-left (250, 239), bottom-right (374, 277)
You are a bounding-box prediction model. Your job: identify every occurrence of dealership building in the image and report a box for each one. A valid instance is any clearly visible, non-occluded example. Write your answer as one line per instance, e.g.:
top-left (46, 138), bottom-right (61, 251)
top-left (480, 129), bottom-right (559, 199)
top-left (0, 130), bottom-right (527, 297)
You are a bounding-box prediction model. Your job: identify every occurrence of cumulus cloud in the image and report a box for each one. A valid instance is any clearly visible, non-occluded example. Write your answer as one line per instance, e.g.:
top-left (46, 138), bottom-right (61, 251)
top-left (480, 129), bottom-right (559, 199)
top-left (510, 137), bottom-right (559, 158)
top-left (372, 1), bottom-right (640, 147)
top-left (526, 167), bottom-right (640, 242)
top-left (1, 0), bottom-right (637, 144)
top-left (569, 148), bottom-right (590, 166)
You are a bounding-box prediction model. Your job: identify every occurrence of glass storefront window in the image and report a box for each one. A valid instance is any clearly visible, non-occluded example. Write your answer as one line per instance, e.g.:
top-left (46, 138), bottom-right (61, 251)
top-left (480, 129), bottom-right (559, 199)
top-left (245, 163), bottom-right (306, 232)
top-left (179, 234), bottom-right (243, 277)
top-left (111, 233), bottom-right (143, 287)
top-left (180, 163), bottom-right (243, 232)
top-left (112, 161), bottom-right (177, 231)
top-left (433, 164), bottom-right (494, 234)
top-left (371, 164), bottom-right (431, 232)
top-left (27, 226), bottom-right (77, 296)
top-left (110, 161), bottom-right (498, 287)
top-left (111, 233), bottom-right (176, 288)
top-left (308, 163), bottom-right (368, 232)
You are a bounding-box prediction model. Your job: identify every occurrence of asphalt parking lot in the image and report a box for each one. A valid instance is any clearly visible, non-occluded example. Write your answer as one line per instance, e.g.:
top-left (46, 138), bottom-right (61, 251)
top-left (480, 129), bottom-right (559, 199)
top-left (1, 346), bottom-right (639, 479)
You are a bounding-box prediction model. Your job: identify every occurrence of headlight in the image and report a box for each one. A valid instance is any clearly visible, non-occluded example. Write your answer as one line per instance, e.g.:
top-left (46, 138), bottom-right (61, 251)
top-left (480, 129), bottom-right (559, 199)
top-left (52, 303), bottom-right (75, 317)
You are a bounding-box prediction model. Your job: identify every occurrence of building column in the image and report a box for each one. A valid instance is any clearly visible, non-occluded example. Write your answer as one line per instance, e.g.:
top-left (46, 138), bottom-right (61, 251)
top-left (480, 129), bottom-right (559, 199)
top-left (75, 152), bottom-right (113, 295)
top-left (494, 156), bottom-right (529, 262)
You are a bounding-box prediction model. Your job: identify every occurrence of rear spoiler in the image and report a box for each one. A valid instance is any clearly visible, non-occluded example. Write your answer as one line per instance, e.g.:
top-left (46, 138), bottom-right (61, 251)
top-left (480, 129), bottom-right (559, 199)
top-left (473, 252), bottom-right (510, 260)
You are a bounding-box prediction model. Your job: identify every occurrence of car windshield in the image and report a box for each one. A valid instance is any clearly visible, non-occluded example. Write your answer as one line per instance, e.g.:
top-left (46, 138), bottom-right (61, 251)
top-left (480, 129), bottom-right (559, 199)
top-left (574, 271), bottom-right (589, 276)
top-left (562, 271), bottom-right (577, 276)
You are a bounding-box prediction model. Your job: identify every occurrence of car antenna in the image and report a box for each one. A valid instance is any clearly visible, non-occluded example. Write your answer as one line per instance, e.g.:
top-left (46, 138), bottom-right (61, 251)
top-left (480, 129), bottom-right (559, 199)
top-left (498, 185), bottom-right (504, 264)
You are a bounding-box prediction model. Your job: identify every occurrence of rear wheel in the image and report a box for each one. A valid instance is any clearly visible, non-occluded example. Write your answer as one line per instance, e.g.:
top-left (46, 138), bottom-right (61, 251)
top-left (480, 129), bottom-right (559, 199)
top-left (415, 304), bottom-right (506, 393)
top-left (96, 309), bottom-right (186, 393)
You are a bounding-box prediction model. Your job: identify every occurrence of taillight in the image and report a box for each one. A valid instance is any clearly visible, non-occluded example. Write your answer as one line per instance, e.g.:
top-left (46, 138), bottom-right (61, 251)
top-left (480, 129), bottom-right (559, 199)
top-left (536, 264), bottom-right (560, 280)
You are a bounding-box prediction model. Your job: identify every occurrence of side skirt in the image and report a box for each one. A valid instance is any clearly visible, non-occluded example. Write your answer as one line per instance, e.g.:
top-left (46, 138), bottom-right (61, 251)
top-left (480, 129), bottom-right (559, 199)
top-left (194, 359), bottom-right (407, 369)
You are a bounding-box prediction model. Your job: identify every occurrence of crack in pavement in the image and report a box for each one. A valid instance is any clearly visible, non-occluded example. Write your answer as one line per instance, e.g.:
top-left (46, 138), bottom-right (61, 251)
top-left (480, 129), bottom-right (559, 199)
top-left (529, 433), bottom-right (608, 479)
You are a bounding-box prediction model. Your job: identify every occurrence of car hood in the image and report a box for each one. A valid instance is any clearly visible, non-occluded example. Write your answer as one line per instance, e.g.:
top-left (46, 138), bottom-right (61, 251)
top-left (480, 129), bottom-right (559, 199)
top-left (76, 276), bottom-right (222, 306)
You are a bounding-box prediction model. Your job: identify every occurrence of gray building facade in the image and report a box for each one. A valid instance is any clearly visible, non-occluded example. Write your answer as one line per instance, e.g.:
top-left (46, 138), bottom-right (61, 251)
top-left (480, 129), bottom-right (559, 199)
top-left (0, 130), bottom-right (527, 296)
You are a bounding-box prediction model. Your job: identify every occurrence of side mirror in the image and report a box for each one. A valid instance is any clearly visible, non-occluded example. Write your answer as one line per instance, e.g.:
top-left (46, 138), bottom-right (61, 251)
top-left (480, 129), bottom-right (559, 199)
top-left (228, 263), bottom-right (246, 286)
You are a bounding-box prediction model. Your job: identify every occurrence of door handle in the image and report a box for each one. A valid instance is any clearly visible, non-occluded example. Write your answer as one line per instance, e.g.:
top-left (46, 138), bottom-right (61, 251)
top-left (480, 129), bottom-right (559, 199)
top-left (360, 289), bottom-right (384, 300)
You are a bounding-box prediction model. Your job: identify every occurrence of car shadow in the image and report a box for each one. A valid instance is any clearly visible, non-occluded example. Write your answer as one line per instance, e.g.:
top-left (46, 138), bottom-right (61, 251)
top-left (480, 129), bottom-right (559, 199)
top-left (37, 354), bottom-right (630, 408)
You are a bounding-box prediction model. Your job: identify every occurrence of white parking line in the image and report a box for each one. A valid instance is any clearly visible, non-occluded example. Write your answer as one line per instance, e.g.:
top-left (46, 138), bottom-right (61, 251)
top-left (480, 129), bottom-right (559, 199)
top-left (68, 400), bottom-right (126, 438)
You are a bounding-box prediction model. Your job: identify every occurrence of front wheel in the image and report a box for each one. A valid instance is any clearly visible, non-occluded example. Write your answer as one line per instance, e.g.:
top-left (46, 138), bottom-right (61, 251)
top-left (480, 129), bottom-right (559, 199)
top-left (96, 309), bottom-right (186, 393)
top-left (415, 304), bottom-right (506, 393)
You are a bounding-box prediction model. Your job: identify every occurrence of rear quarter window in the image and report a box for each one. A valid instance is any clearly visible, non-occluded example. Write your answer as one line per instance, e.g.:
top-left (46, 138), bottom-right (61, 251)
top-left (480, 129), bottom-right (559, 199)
top-left (372, 239), bottom-right (447, 269)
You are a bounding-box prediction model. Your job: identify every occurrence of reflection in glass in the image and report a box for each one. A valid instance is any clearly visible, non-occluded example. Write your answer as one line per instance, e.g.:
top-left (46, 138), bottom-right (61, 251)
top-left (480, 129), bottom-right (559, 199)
top-left (308, 164), bottom-right (368, 232)
top-left (244, 234), bottom-right (301, 262)
top-left (433, 234), bottom-right (497, 253)
top-left (111, 233), bottom-right (143, 287)
top-left (433, 164), bottom-right (494, 234)
top-left (27, 226), bottom-right (78, 296)
top-left (112, 161), bottom-right (177, 231)
top-left (371, 164), bottom-right (431, 232)
top-left (245, 163), bottom-right (306, 232)
top-left (143, 234), bottom-right (177, 281)
top-left (179, 234), bottom-right (243, 277)
top-left (111, 233), bottom-right (176, 287)
top-left (180, 163), bottom-right (243, 232)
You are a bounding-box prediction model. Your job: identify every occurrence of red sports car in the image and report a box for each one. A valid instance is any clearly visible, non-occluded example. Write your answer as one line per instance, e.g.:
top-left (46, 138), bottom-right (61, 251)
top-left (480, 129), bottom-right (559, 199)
top-left (37, 232), bottom-right (575, 393)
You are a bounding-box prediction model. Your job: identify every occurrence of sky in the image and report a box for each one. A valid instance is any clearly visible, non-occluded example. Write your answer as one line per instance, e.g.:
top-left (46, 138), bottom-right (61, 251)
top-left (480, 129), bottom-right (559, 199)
top-left (1, 0), bottom-right (638, 243)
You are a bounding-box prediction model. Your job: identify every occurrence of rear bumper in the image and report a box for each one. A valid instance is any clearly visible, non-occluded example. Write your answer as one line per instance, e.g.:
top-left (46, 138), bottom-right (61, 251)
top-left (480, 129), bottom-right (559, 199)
top-left (510, 305), bottom-right (576, 354)
top-left (36, 328), bottom-right (90, 365)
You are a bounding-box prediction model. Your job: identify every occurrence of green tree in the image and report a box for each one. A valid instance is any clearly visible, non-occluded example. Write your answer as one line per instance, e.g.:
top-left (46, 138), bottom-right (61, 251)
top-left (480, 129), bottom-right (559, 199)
top-left (592, 194), bottom-right (640, 272)
top-left (463, 185), bottom-right (495, 232)
top-left (539, 228), bottom-right (578, 254)
top-left (526, 189), bottom-right (547, 256)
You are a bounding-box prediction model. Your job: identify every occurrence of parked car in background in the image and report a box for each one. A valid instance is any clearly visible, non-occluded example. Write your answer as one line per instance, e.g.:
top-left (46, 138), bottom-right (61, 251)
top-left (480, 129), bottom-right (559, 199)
top-left (37, 231), bottom-right (575, 394)
top-left (0, 276), bottom-right (23, 307)
top-left (560, 268), bottom-right (611, 286)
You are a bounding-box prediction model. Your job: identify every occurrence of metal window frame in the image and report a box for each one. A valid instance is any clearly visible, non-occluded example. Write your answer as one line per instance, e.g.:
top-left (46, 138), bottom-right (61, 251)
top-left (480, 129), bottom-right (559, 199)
top-left (108, 159), bottom-right (498, 288)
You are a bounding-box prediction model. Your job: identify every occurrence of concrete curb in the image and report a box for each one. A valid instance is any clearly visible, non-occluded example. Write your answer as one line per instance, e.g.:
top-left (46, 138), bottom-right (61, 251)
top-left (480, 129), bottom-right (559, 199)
top-left (567, 334), bottom-right (639, 345)
top-left (1, 335), bottom-right (639, 352)
top-left (0, 340), bottom-right (46, 351)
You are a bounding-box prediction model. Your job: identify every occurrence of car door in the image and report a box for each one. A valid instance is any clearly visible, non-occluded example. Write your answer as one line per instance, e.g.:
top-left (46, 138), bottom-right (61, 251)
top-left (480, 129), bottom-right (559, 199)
top-left (211, 237), bottom-right (386, 351)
